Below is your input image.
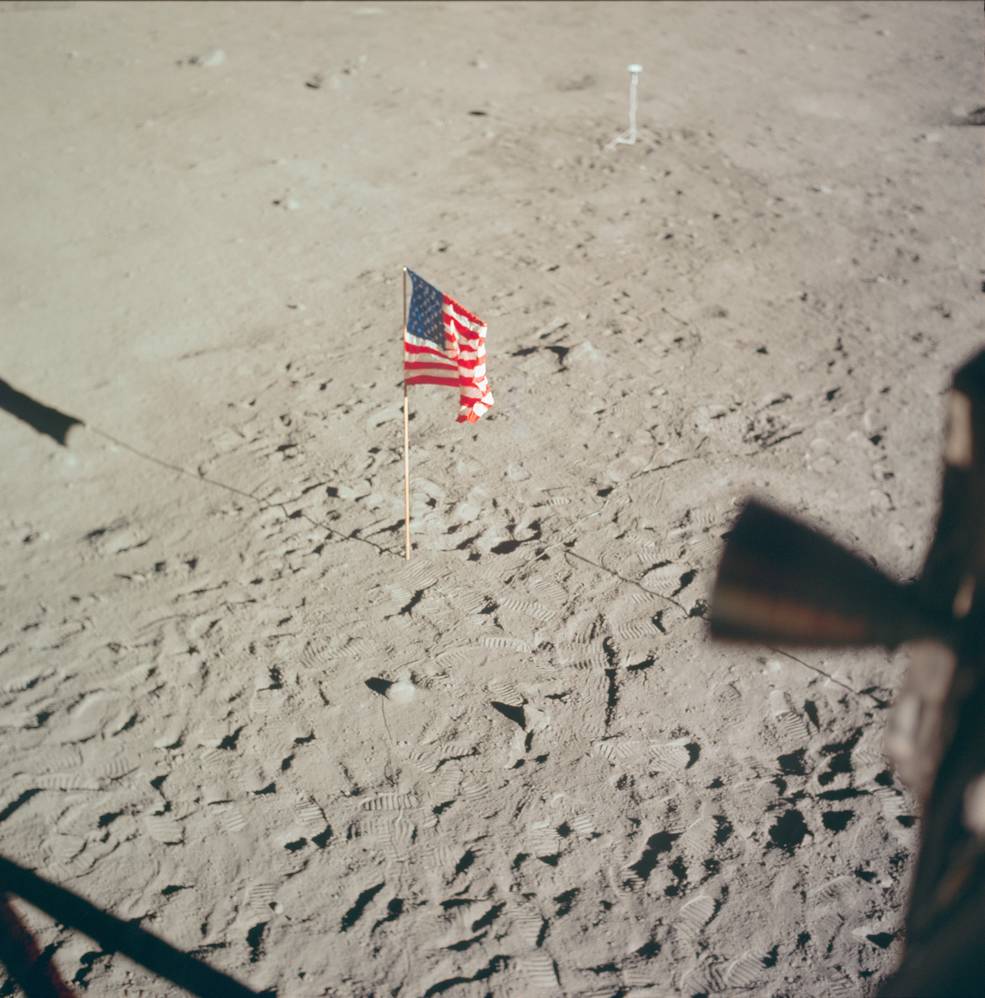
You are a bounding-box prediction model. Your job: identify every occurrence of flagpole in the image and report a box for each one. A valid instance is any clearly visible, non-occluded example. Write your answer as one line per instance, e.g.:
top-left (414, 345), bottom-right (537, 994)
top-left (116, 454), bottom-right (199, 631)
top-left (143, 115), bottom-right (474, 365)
top-left (402, 267), bottom-right (412, 560)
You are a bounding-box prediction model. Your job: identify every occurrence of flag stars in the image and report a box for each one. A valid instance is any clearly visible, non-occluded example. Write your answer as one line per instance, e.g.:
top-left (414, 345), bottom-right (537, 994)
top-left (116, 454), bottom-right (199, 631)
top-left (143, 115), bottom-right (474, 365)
top-left (407, 271), bottom-right (446, 348)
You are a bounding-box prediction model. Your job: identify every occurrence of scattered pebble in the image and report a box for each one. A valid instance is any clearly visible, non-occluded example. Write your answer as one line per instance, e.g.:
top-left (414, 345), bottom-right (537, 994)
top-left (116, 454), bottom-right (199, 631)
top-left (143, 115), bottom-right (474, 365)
top-left (184, 48), bottom-right (225, 68)
top-left (387, 678), bottom-right (417, 704)
top-left (568, 341), bottom-right (601, 365)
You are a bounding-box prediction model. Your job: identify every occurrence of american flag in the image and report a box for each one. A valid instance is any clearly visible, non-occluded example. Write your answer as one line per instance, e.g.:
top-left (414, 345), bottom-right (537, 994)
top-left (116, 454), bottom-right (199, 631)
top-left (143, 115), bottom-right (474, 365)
top-left (404, 269), bottom-right (494, 424)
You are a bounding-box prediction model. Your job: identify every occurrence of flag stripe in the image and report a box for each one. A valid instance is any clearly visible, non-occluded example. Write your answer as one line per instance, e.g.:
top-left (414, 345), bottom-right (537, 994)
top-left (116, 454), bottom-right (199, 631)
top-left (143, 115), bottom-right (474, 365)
top-left (407, 375), bottom-right (461, 387)
top-left (404, 360), bottom-right (458, 372)
top-left (445, 324), bottom-right (482, 343)
top-left (404, 270), bottom-right (494, 424)
top-left (444, 301), bottom-right (483, 325)
top-left (403, 341), bottom-right (448, 358)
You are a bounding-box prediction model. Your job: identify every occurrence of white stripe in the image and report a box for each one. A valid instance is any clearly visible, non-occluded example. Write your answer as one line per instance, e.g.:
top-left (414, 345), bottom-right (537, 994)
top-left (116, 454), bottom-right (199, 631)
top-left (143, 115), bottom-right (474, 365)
top-left (408, 365), bottom-right (458, 377)
top-left (444, 301), bottom-right (486, 336)
top-left (459, 396), bottom-right (492, 421)
top-left (404, 362), bottom-right (458, 374)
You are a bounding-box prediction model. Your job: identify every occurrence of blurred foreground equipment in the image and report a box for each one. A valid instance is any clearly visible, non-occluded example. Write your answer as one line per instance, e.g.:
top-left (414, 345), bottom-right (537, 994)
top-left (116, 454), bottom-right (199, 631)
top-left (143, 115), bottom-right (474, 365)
top-left (710, 348), bottom-right (985, 997)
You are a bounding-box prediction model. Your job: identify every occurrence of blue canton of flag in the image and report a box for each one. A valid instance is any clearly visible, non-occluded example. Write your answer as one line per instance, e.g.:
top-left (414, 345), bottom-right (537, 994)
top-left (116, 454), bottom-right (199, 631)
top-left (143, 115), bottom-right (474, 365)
top-left (406, 271), bottom-right (446, 350)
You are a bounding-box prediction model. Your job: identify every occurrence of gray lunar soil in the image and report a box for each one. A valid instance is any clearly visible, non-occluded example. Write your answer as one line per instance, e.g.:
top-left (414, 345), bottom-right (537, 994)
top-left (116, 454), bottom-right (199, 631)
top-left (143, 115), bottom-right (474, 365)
top-left (1, 2), bottom-right (983, 996)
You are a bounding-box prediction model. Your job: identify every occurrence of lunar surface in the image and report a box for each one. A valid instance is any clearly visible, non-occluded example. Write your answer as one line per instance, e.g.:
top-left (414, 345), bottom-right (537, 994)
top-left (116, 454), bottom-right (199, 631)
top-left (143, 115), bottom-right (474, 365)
top-left (1, 2), bottom-right (982, 995)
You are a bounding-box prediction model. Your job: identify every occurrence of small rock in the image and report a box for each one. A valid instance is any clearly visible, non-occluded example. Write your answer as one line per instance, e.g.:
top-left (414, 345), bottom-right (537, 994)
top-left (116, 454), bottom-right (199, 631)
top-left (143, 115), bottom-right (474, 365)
top-left (536, 317), bottom-right (568, 337)
top-left (189, 48), bottom-right (225, 68)
top-left (568, 342), bottom-right (601, 365)
top-left (335, 483), bottom-right (367, 501)
top-left (387, 678), bottom-right (417, 704)
top-left (154, 725), bottom-right (184, 750)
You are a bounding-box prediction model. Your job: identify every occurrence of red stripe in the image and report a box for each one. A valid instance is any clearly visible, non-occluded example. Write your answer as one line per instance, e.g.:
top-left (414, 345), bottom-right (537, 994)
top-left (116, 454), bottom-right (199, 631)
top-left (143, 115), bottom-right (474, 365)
top-left (445, 310), bottom-right (484, 334)
top-left (406, 375), bottom-right (461, 388)
top-left (405, 371), bottom-right (458, 381)
top-left (442, 294), bottom-right (483, 326)
top-left (444, 315), bottom-right (483, 341)
top-left (403, 358), bottom-right (456, 369)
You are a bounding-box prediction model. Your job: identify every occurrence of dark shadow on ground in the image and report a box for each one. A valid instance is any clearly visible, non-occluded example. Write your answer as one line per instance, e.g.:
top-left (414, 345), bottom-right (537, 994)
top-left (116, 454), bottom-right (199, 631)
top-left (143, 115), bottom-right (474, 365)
top-left (0, 378), bottom-right (83, 445)
top-left (0, 854), bottom-right (263, 997)
top-left (0, 378), bottom-right (388, 555)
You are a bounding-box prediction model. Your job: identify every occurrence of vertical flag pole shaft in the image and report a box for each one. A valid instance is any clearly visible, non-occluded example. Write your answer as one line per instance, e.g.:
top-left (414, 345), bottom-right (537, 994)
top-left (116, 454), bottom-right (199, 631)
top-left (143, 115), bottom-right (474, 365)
top-left (402, 268), bottom-right (412, 560)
